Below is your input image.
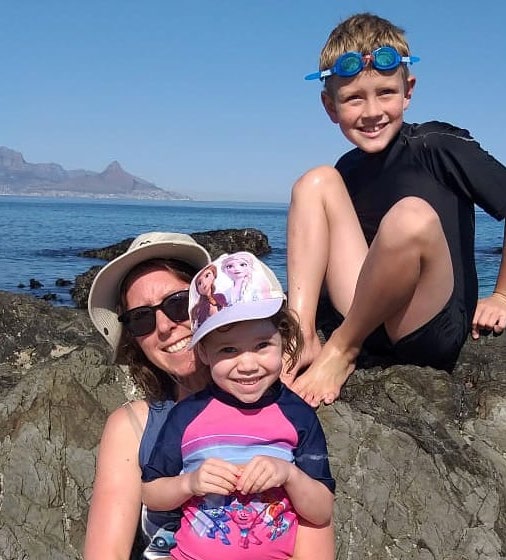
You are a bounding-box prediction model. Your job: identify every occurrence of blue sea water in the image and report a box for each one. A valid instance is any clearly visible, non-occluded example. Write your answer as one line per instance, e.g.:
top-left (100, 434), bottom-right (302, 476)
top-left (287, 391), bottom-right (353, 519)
top-left (0, 196), bottom-right (503, 307)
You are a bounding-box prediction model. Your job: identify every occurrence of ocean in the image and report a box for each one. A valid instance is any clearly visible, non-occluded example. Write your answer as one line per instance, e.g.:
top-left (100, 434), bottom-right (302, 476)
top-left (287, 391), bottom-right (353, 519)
top-left (0, 196), bottom-right (503, 307)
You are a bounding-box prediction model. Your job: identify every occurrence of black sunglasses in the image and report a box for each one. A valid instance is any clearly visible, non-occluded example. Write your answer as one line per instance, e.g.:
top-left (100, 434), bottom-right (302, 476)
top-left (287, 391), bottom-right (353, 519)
top-left (118, 289), bottom-right (190, 337)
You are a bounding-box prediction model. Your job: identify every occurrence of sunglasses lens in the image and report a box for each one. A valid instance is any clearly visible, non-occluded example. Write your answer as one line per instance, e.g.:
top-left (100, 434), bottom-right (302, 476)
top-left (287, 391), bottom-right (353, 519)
top-left (374, 47), bottom-right (399, 70)
top-left (122, 307), bottom-right (156, 337)
top-left (336, 52), bottom-right (363, 77)
top-left (161, 291), bottom-right (190, 323)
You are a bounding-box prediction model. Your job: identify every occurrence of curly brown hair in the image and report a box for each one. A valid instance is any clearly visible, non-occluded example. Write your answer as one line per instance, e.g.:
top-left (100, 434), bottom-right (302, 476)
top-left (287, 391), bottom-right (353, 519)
top-left (270, 303), bottom-right (304, 373)
top-left (117, 258), bottom-right (198, 402)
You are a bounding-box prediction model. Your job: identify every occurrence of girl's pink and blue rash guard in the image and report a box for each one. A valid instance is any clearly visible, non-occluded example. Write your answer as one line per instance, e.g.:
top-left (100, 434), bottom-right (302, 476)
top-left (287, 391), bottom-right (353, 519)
top-left (142, 382), bottom-right (335, 560)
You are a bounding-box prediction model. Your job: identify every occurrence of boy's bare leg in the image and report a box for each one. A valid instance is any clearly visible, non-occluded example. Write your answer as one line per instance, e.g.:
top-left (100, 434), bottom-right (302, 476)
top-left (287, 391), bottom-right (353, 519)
top-left (292, 196), bottom-right (454, 407)
top-left (281, 166), bottom-right (368, 386)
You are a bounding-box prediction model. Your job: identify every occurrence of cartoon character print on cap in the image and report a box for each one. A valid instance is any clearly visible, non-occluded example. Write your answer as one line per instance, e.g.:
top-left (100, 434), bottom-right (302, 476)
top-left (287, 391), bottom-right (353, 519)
top-left (188, 252), bottom-right (285, 345)
top-left (190, 264), bottom-right (228, 327)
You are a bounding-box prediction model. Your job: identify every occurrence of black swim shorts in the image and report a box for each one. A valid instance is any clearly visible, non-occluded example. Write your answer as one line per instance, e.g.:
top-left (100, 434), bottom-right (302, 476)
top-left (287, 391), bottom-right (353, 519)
top-left (317, 292), bottom-right (470, 372)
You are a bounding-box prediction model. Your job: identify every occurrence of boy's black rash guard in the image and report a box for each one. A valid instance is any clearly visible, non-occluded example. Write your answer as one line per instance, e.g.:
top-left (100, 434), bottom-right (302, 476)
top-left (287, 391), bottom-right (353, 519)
top-left (336, 120), bottom-right (506, 323)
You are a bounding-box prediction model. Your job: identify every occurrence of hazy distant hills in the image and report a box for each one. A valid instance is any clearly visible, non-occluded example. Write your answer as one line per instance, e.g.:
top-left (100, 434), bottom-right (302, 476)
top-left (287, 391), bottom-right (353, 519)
top-left (0, 147), bottom-right (191, 200)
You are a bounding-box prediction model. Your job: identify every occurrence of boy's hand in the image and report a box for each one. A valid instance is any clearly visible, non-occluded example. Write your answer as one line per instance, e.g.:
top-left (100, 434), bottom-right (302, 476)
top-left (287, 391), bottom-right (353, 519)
top-left (471, 293), bottom-right (506, 339)
top-left (186, 458), bottom-right (241, 497)
top-left (235, 456), bottom-right (293, 495)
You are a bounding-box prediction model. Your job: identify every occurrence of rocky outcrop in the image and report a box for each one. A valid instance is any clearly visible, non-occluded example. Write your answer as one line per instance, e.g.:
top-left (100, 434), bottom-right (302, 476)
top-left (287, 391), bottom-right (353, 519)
top-left (1, 290), bottom-right (506, 559)
top-left (71, 229), bottom-right (271, 308)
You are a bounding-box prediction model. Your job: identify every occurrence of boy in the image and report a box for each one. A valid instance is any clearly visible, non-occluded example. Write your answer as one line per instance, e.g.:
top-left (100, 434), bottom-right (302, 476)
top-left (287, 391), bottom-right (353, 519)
top-left (141, 252), bottom-right (335, 560)
top-left (282, 13), bottom-right (506, 407)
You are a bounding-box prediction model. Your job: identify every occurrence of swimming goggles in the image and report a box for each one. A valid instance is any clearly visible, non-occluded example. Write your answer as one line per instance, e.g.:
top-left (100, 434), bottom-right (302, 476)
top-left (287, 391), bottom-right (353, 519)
top-left (118, 289), bottom-right (190, 337)
top-left (304, 46), bottom-right (420, 81)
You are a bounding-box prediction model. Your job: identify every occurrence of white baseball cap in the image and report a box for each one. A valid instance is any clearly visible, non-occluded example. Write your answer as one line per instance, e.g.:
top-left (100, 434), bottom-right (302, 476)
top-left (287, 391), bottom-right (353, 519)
top-left (189, 251), bottom-right (285, 346)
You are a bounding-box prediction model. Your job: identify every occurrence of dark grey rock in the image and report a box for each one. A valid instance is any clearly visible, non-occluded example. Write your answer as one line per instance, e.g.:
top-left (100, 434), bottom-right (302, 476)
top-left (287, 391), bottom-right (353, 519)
top-left (1, 290), bottom-right (506, 560)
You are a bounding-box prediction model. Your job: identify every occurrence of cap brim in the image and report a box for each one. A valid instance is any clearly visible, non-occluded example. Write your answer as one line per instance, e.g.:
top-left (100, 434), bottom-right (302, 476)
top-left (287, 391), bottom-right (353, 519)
top-left (190, 298), bottom-right (284, 347)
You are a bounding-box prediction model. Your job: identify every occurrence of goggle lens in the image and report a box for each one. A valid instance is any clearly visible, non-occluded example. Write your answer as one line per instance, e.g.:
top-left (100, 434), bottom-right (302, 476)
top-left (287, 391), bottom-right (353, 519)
top-left (374, 47), bottom-right (398, 70)
top-left (119, 289), bottom-right (190, 337)
top-left (337, 52), bottom-right (364, 76)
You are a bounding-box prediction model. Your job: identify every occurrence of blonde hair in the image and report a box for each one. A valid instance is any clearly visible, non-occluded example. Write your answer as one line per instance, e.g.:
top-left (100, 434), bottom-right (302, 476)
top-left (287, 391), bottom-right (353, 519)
top-left (319, 13), bottom-right (413, 91)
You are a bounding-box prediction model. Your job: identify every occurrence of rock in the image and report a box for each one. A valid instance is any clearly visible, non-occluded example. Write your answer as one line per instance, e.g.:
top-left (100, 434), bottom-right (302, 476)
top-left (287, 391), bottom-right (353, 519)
top-left (29, 279), bottom-right (43, 289)
top-left (71, 265), bottom-right (102, 310)
top-left (71, 228), bottom-right (271, 309)
top-left (190, 228), bottom-right (271, 259)
top-left (2, 289), bottom-right (506, 559)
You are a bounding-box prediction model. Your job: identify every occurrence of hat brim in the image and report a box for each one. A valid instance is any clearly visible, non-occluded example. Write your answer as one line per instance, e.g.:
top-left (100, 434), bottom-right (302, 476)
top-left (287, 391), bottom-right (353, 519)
top-left (88, 240), bottom-right (210, 362)
top-left (190, 298), bottom-right (284, 347)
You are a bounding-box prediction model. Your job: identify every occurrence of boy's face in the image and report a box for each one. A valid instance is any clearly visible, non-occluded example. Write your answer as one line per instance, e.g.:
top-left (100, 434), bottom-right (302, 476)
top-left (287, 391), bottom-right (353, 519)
top-left (198, 319), bottom-right (283, 404)
top-left (321, 67), bottom-right (415, 153)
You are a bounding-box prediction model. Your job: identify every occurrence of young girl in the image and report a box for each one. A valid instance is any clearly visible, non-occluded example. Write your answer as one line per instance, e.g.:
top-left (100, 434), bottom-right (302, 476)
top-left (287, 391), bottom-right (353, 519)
top-left (141, 252), bottom-right (335, 560)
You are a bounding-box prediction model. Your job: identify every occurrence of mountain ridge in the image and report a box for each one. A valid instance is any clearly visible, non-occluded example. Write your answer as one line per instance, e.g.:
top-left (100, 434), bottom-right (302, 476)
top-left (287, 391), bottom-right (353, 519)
top-left (0, 147), bottom-right (191, 200)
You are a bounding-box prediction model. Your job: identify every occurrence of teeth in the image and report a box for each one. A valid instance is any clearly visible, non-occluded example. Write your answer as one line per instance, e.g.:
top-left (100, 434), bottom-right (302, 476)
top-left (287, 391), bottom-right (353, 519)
top-left (362, 124), bottom-right (384, 133)
top-left (236, 378), bottom-right (261, 385)
top-left (165, 336), bottom-right (191, 353)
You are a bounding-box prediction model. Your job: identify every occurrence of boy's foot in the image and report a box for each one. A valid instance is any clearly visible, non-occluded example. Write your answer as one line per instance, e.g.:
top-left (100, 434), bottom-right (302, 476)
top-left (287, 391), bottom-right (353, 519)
top-left (290, 339), bottom-right (357, 407)
top-left (280, 330), bottom-right (322, 387)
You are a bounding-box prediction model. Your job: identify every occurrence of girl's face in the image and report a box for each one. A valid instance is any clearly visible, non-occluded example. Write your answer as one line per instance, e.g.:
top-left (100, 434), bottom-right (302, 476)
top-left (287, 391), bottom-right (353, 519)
top-left (223, 258), bottom-right (251, 281)
top-left (196, 267), bottom-right (215, 296)
top-left (198, 319), bottom-right (283, 404)
top-left (124, 268), bottom-right (200, 380)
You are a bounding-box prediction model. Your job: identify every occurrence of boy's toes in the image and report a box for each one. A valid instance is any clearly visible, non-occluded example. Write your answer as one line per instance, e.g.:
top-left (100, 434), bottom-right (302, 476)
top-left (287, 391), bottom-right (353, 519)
top-left (322, 392), bottom-right (338, 405)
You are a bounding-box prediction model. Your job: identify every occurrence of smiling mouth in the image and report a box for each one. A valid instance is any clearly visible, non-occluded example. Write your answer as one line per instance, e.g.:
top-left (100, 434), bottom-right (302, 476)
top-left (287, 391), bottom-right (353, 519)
top-left (164, 336), bottom-right (191, 353)
top-left (235, 377), bottom-right (263, 386)
top-left (360, 123), bottom-right (386, 133)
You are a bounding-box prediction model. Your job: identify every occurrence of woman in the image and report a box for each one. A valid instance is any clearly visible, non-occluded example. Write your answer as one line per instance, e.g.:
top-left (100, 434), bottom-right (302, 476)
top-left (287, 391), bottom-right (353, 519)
top-left (84, 231), bottom-right (334, 560)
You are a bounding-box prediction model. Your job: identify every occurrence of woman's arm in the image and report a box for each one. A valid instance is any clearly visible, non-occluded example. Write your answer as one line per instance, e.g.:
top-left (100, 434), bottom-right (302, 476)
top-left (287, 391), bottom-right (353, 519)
top-left (84, 401), bottom-right (148, 560)
top-left (291, 520), bottom-right (335, 560)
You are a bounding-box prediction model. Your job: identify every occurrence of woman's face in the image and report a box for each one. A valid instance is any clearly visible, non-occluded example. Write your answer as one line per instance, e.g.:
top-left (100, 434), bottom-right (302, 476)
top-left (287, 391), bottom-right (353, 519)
top-left (124, 267), bottom-right (199, 380)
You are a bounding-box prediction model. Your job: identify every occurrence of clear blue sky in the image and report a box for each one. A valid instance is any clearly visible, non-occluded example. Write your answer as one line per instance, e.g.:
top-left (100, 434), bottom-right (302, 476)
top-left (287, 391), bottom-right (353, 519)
top-left (2, 1), bottom-right (505, 202)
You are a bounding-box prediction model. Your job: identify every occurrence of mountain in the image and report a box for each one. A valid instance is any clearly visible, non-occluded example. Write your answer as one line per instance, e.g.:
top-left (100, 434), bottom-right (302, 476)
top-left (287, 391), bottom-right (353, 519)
top-left (0, 147), bottom-right (191, 200)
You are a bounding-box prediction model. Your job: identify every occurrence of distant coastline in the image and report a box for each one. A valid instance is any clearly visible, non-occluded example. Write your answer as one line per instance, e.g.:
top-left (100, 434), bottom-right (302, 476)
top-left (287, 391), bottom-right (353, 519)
top-left (0, 190), bottom-right (192, 201)
top-left (0, 146), bottom-right (191, 200)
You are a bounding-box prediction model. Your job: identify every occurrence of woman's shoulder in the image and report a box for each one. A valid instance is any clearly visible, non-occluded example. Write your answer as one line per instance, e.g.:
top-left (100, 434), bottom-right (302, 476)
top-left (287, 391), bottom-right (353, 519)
top-left (103, 399), bottom-right (150, 439)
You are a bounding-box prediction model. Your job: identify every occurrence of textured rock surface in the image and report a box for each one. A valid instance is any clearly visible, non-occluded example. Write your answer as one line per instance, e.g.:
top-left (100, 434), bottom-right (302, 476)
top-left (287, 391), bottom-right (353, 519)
top-left (1, 290), bottom-right (506, 559)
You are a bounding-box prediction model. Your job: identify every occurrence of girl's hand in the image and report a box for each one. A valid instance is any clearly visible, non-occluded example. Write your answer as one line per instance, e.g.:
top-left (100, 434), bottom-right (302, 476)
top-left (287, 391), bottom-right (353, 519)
top-left (235, 456), bottom-right (293, 495)
top-left (187, 458), bottom-right (241, 496)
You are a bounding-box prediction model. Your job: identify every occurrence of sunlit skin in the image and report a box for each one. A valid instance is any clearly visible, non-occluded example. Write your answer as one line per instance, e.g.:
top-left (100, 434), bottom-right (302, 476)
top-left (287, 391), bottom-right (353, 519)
top-left (198, 319), bottom-right (283, 404)
top-left (321, 67), bottom-right (415, 153)
top-left (125, 268), bottom-right (207, 394)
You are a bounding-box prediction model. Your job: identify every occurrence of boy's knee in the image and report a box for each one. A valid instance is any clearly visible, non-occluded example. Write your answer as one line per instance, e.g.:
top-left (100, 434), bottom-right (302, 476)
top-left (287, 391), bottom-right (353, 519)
top-left (292, 165), bottom-right (342, 199)
top-left (381, 197), bottom-right (442, 243)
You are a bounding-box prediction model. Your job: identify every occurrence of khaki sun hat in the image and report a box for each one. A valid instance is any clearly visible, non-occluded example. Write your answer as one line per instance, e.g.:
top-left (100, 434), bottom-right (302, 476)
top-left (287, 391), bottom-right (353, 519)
top-left (88, 231), bottom-right (211, 362)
